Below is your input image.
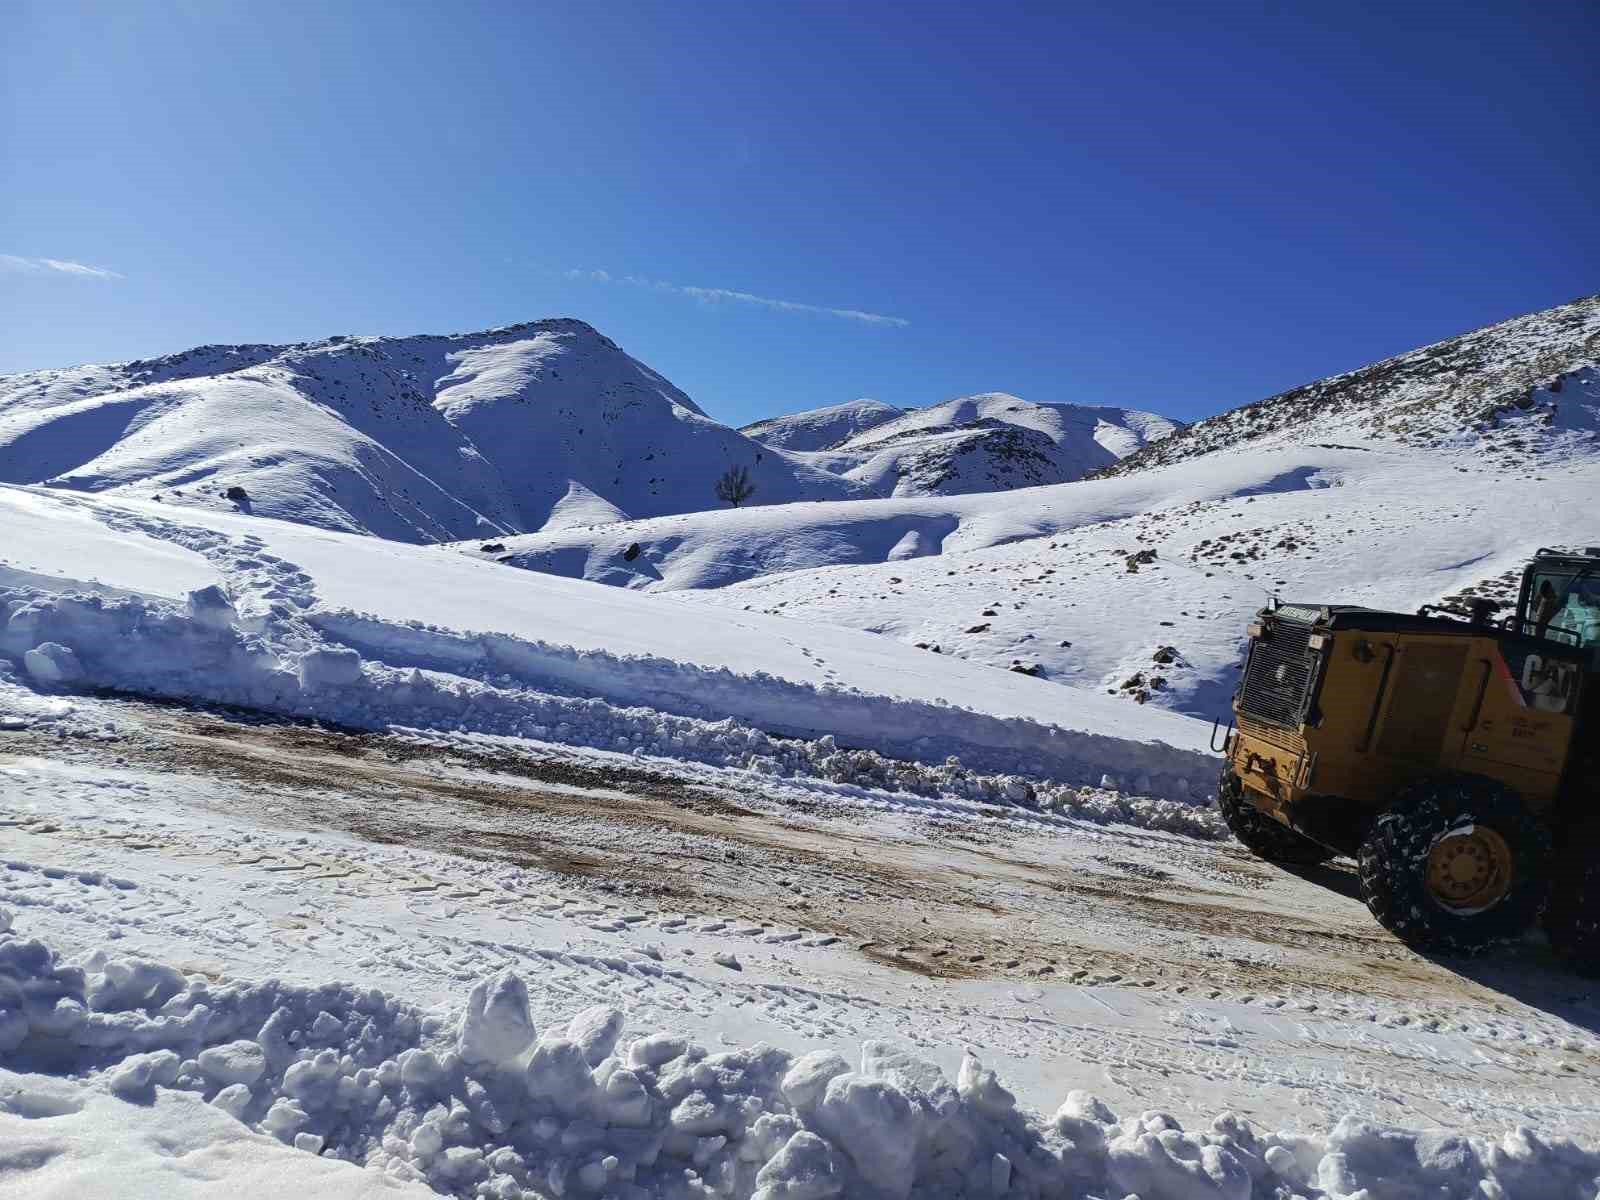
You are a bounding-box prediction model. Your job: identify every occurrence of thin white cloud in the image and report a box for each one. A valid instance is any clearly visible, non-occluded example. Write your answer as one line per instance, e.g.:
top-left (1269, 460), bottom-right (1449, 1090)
top-left (2, 253), bottom-right (124, 280)
top-left (565, 267), bottom-right (907, 327)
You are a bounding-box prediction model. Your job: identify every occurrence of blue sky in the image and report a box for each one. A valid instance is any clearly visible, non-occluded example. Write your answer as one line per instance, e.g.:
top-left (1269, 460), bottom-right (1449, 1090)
top-left (2, 1), bottom-right (1594, 426)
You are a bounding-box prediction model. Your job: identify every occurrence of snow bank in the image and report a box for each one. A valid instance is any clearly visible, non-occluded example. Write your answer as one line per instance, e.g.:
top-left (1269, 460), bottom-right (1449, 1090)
top-left (311, 610), bottom-right (1213, 797)
top-left (0, 478), bottom-right (1221, 828)
top-left (3, 927), bottom-right (1595, 1200)
top-left (0, 482), bottom-right (1219, 795)
top-left (0, 582), bottom-right (1218, 835)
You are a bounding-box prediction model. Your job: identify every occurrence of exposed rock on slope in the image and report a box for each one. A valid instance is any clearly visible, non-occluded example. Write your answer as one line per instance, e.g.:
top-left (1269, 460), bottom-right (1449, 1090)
top-left (1094, 293), bottom-right (1600, 477)
top-left (0, 320), bottom-right (870, 542)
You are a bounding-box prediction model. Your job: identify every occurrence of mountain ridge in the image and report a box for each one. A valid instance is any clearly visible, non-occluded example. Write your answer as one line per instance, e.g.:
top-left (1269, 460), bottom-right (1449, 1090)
top-left (0, 318), bottom-right (870, 543)
top-left (739, 398), bottom-right (905, 451)
top-left (747, 391), bottom-right (1179, 497)
top-left (1093, 293), bottom-right (1600, 478)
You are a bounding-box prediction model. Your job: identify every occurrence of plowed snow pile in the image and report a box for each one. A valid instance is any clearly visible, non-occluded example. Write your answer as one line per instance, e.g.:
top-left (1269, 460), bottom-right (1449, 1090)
top-left (0, 483), bottom-right (1216, 817)
top-left (5, 923), bottom-right (1596, 1200)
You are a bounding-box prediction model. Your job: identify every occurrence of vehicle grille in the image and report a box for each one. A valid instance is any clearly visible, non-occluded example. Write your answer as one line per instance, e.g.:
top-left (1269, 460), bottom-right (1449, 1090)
top-left (1237, 615), bottom-right (1319, 729)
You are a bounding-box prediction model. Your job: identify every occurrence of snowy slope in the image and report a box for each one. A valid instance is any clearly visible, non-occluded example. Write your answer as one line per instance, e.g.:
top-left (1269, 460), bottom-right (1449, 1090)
top-left (478, 441), bottom-right (1599, 721)
top-left (464, 358), bottom-right (1600, 726)
top-left (757, 392), bottom-right (1178, 497)
top-left (0, 320), bottom-right (869, 543)
top-left (739, 397), bottom-right (904, 451)
top-left (1095, 292), bottom-right (1600, 476)
top-left (685, 446), bottom-right (1600, 722)
top-left (0, 482), bottom-right (1215, 799)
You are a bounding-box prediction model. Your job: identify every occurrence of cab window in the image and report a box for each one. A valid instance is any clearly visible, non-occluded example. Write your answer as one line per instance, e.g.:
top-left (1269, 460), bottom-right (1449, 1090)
top-left (1525, 570), bottom-right (1574, 639)
top-left (1524, 567), bottom-right (1600, 658)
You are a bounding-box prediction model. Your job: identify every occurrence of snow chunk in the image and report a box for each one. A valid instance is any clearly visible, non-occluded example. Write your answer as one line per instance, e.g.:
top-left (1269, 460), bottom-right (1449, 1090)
top-left (297, 646), bottom-right (363, 688)
top-left (523, 1037), bottom-right (594, 1115)
top-left (186, 584), bottom-right (237, 630)
top-left (398, 1048), bottom-right (445, 1092)
top-left (627, 1033), bottom-right (688, 1070)
top-left (197, 1040), bottom-right (267, 1088)
top-left (211, 1082), bottom-right (254, 1120)
top-left (458, 970), bottom-right (536, 1071)
top-left (781, 1051), bottom-right (851, 1113)
top-left (814, 1074), bottom-right (920, 1200)
top-left (861, 1041), bottom-right (947, 1099)
top-left (23, 642), bottom-right (83, 686)
top-left (753, 1129), bottom-right (846, 1199)
top-left (89, 957), bottom-right (187, 1013)
top-left (260, 1095), bottom-right (310, 1141)
top-left (564, 1004), bottom-right (624, 1066)
top-left (957, 1054), bottom-right (1015, 1118)
top-left (105, 1049), bottom-right (181, 1099)
top-left (1108, 1125), bottom-right (1252, 1200)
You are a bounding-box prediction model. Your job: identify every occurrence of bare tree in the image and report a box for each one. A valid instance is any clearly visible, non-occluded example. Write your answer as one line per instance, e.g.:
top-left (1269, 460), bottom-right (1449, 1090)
top-left (714, 464), bottom-right (756, 508)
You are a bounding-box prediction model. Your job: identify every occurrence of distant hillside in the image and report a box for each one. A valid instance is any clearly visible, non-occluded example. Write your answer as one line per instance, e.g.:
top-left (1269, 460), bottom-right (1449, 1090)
top-left (1094, 294), bottom-right (1600, 478)
top-left (749, 392), bottom-right (1179, 497)
top-left (740, 398), bottom-right (904, 451)
top-left (0, 320), bottom-right (869, 541)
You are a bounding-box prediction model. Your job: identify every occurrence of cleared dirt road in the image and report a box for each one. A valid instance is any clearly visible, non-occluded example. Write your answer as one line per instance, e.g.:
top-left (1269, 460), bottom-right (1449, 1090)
top-left (4, 697), bottom-right (1598, 1136)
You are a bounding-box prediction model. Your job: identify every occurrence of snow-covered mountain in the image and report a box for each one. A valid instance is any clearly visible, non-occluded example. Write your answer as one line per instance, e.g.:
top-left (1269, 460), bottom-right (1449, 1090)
top-left (0, 319), bottom-right (870, 542)
top-left (1095, 293), bottom-right (1600, 477)
top-left (458, 297), bottom-right (1600, 723)
top-left (747, 392), bottom-right (1179, 497)
top-left (739, 397), bottom-right (904, 451)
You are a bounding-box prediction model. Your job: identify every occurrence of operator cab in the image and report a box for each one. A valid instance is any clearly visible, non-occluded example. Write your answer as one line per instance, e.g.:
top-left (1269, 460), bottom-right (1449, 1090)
top-left (1513, 547), bottom-right (1600, 664)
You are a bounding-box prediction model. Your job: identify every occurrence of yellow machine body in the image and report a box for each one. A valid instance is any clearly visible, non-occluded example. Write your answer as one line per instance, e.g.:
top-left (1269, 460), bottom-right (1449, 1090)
top-left (1224, 604), bottom-right (1583, 854)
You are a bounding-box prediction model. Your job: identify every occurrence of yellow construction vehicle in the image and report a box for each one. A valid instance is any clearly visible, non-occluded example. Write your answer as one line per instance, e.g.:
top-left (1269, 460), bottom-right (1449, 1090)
top-left (1219, 548), bottom-right (1599, 971)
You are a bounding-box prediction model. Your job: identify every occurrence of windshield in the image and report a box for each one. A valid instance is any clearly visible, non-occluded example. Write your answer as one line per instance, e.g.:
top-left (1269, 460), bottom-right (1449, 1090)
top-left (1523, 564), bottom-right (1600, 654)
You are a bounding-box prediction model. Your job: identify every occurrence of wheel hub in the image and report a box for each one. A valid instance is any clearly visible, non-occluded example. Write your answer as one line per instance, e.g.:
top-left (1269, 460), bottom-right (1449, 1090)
top-left (1426, 826), bottom-right (1512, 913)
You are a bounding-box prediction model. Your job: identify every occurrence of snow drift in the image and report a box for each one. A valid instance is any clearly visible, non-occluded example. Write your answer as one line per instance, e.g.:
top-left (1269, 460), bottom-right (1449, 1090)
top-left (3, 927), bottom-right (1596, 1200)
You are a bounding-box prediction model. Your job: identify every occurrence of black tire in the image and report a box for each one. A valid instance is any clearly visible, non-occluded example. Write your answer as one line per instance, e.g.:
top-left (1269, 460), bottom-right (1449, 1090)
top-left (1545, 827), bottom-right (1600, 978)
top-left (1218, 770), bottom-right (1334, 865)
top-left (1358, 775), bottom-right (1551, 954)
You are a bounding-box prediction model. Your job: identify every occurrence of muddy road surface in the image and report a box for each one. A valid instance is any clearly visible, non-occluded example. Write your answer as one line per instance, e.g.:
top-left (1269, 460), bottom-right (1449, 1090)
top-left (4, 697), bottom-right (1598, 1136)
